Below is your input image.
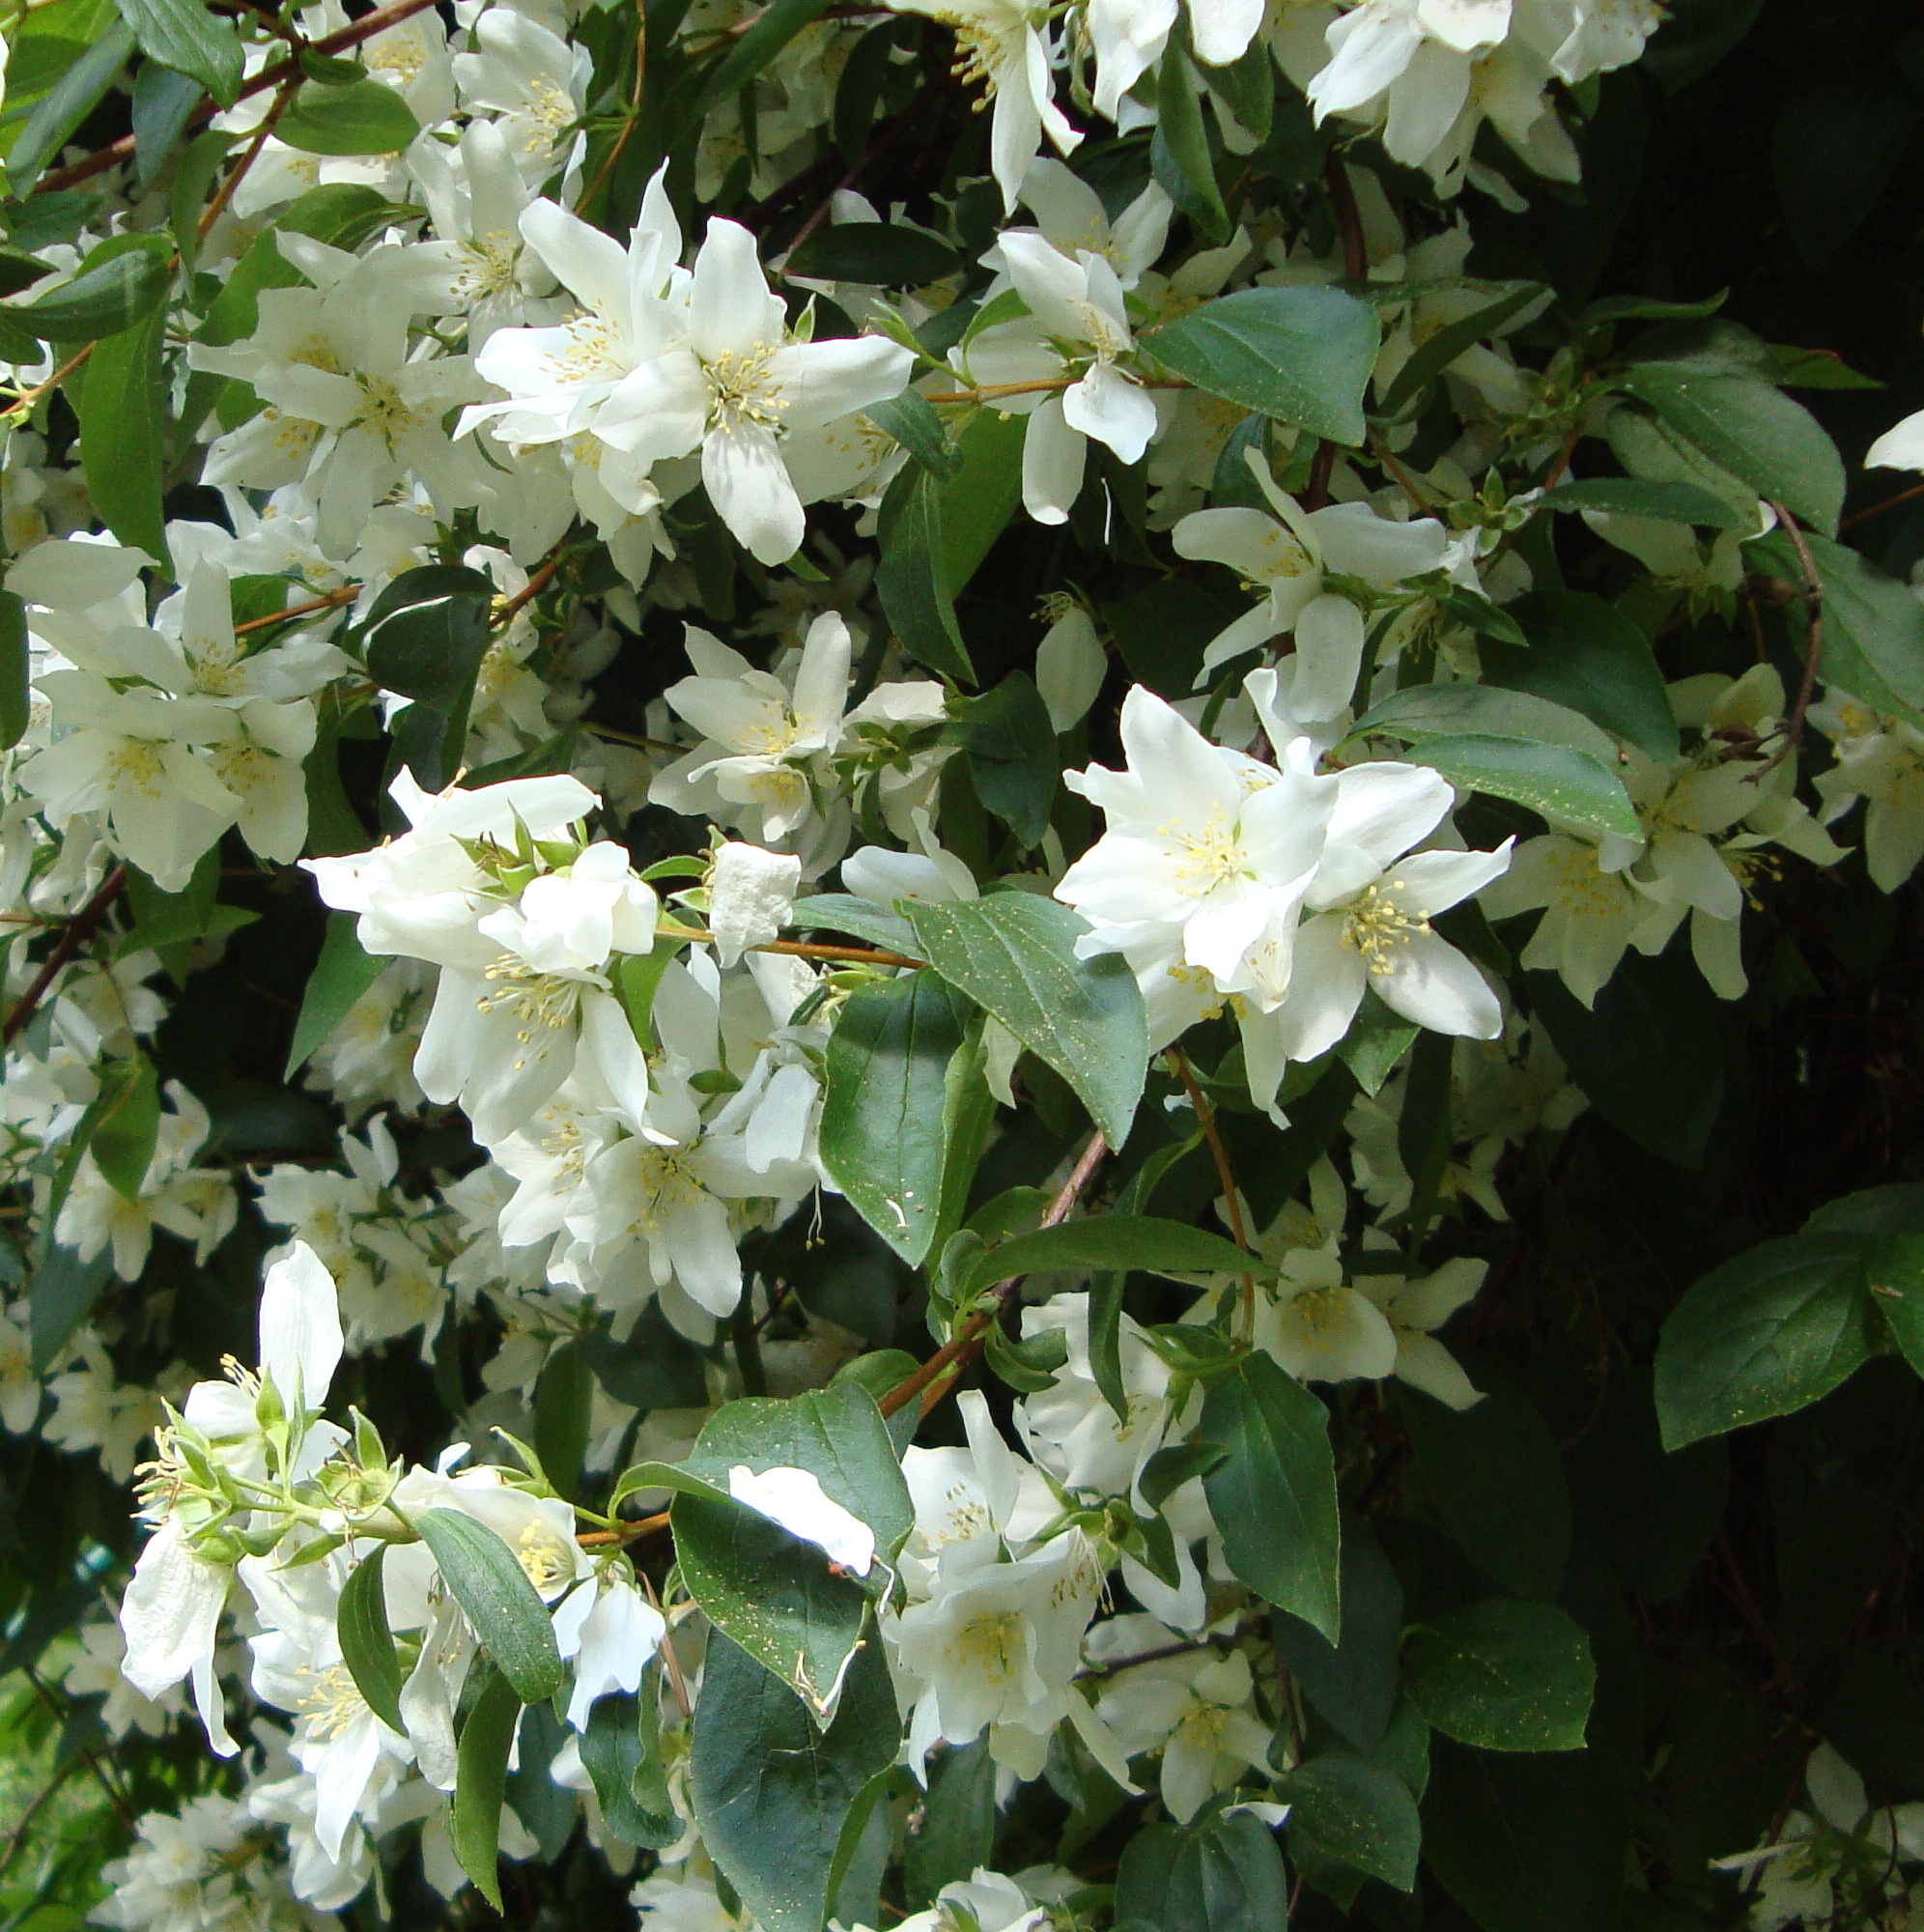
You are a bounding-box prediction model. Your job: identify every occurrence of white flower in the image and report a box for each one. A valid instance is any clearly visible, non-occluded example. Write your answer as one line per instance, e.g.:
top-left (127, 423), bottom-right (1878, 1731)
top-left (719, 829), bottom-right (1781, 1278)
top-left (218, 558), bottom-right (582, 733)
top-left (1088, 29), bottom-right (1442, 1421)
top-left (1812, 692), bottom-right (1924, 891)
top-left (1358, 1256), bottom-right (1486, 1408)
top-left (727, 1463), bottom-right (877, 1574)
top-left (708, 841), bottom-right (804, 966)
top-left (1096, 1648), bottom-right (1274, 1820)
top-left (563, 1572), bottom-right (666, 1730)
top-left (119, 1518), bottom-right (236, 1756)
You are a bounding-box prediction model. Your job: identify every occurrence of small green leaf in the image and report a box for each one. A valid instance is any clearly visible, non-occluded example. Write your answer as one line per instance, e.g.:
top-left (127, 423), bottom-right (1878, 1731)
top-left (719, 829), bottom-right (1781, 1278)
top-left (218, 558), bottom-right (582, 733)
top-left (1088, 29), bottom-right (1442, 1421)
top-left (276, 77), bottom-right (420, 156)
top-left (87, 1055), bottom-right (160, 1201)
top-left (336, 1547), bottom-right (406, 1735)
top-left (1278, 1751), bottom-right (1422, 1891)
top-left (1353, 681), bottom-right (1623, 766)
top-left (1615, 365), bottom-right (1845, 534)
top-left (362, 564), bottom-right (495, 791)
top-left (958, 673), bottom-right (1058, 848)
top-left (1151, 44), bottom-right (1229, 245)
top-left (8, 23), bottom-right (134, 195)
top-left (903, 1739), bottom-right (997, 1908)
top-left (413, 1508), bottom-right (565, 1703)
top-left (939, 407), bottom-right (1026, 594)
top-left (1402, 1600), bottom-right (1594, 1752)
top-left (533, 1341), bottom-right (590, 1503)
top-left (1145, 286), bottom-right (1381, 445)
top-left (8, 233), bottom-right (172, 343)
top-left (1654, 1232), bottom-right (1877, 1449)
top-left (863, 392), bottom-right (961, 479)
top-left (1272, 1518), bottom-right (1405, 1753)
top-left (901, 895), bottom-right (1147, 1151)
top-left (116, 0), bottom-right (242, 103)
top-left (131, 63), bottom-right (204, 184)
top-left (29, 1242), bottom-right (114, 1376)
top-left (79, 290), bottom-right (168, 560)
top-left (1377, 283), bottom-right (1546, 418)
top-left (0, 592), bottom-right (29, 751)
top-left (580, 1689), bottom-right (681, 1846)
top-left (1115, 1808), bottom-right (1289, 1932)
top-left (1200, 1353), bottom-right (1342, 1640)
top-left (1483, 590), bottom-right (1681, 762)
top-left (286, 914), bottom-right (386, 1080)
top-left (1538, 477), bottom-right (1745, 528)
top-left (1404, 734), bottom-right (1640, 841)
top-left (876, 465), bottom-right (974, 684)
top-left (450, 1661), bottom-right (520, 1911)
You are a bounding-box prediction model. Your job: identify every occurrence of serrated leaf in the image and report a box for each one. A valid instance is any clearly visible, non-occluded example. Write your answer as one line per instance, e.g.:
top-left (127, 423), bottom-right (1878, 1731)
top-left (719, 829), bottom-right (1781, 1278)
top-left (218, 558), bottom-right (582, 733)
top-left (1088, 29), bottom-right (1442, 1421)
top-left (900, 895), bottom-right (1146, 1150)
top-left (1653, 1232), bottom-right (1876, 1449)
top-left (1201, 1353), bottom-right (1341, 1640)
top-left (336, 1546), bottom-right (406, 1735)
top-left (1145, 286), bottom-right (1381, 444)
top-left (1402, 1600), bottom-right (1594, 1752)
top-left (413, 1508), bottom-right (565, 1702)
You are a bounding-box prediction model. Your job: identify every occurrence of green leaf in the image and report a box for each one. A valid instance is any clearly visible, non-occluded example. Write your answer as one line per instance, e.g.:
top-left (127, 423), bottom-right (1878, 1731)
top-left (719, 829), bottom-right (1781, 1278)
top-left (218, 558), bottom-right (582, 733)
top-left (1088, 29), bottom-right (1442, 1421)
top-left (1482, 590), bottom-right (1680, 761)
top-left (1402, 1601), bottom-right (1595, 1752)
top-left (1538, 476), bottom-right (1745, 528)
top-left (450, 1661), bottom-right (520, 1912)
top-left (276, 77), bottom-right (420, 156)
top-left (819, 971), bottom-right (974, 1264)
top-left (691, 1631), bottom-right (900, 1932)
top-left (285, 914), bottom-right (385, 1080)
top-left (1352, 681), bottom-right (1623, 767)
top-left (8, 232), bottom-right (171, 343)
top-left (0, 592), bottom-right (29, 751)
top-left (671, 1380), bottom-right (914, 1715)
top-left (939, 407), bottom-right (1026, 594)
top-left (580, 1689), bottom-right (680, 1846)
top-left (1114, 1809), bottom-right (1289, 1932)
top-left (1399, 1379), bottom-right (1571, 1601)
top-left (960, 1214), bottom-right (1252, 1299)
top-left (1615, 366), bottom-right (1844, 534)
top-left (413, 1508), bottom-right (565, 1703)
top-left (1271, 1517), bottom-right (1404, 1752)
top-left (958, 673), bottom-right (1058, 848)
top-left (1278, 1750), bottom-right (1421, 1891)
top-left (29, 1241), bottom-right (114, 1376)
top-left (78, 289), bottom-right (167, 559)
top-left (533, 1341), bottom-right (590, 1503)
top-left (1653, 1232), bottom-right (1877, 1449)
top-left (1200, 1353), bottom-right (1341, 1640)
top-left (876, 465), bottom-right (974, 684)
top-left (583, 1303), bottom-right (710, 1412)
top-left (900, 895), bottom-right (1147, 1150)
top-left (1402, 735), bottom-right (1640, 841)
top-left (1145, 286), bottom-right (1381, 444)
top-left (863, 392), bottom-right (961, 479)
top-left (87, 1054), bottom-right (160, 1201)
top-left (1751, 527), bottom-right (1924, 724)
top-left (794, 893), bottom-right (920, 955)
top-left (903, 1739), bottom-right (997, 1908)
top-left (361, 563), bottom-right (495, 790)
top-left (689, 0), bottom-right (834, 122)
top-left (8, 22), bottom-right (133, 194)
top-left (336, 1546), bottom-right (407, 1736)
top-left (1869, 1232), bottom-right (1924, 1381)
top-left (131, 63), bottom-right (204, 184)
top-left (1376, 283), bottom-right (1546, 418)
top-left (116, 0), bottom-right (242, 104)
top-left (1151, 45), bottom-right (1229, 245)
top-left (785, 223), bottom-right (959, 286)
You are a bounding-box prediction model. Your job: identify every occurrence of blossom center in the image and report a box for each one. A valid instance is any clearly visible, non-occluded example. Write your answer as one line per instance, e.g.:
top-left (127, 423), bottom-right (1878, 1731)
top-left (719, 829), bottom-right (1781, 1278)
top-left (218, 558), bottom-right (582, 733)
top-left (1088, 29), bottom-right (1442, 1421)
top-left (953, 1608), bottom-right (1025, 1682)
top-left (1342, 880), bottom-right (1428, 972)
top-left (517, 1520), bottom-right (577, 1595)
top-left (297, 1662), bottom-right (369, 1741)
top-left (704, 344), bottom-right (787, 436)
top-left (1165, 807), bottom-right (1249, 892)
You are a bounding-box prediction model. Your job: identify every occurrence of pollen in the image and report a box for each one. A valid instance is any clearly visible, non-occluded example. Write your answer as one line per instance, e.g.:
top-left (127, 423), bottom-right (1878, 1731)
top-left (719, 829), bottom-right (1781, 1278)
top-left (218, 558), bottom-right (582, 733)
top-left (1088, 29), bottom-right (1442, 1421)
top-left (1342, 879), bottom-right (1429, 973)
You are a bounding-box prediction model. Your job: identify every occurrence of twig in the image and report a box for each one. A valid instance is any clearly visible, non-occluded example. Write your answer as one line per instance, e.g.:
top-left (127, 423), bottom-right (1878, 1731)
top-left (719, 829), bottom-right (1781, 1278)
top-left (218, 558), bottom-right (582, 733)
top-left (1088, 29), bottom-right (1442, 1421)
top-left (921, 376), bottom-right (1187, 407)
top-left (637, 1572), bottom-right (692, 1720)
top-left (232, 584), bottom-right (361, 638)
top-left (1750, 499), bottom-right (1824, 781)
top-left (6, 345), bottom-right (95, 417)
top-left (1167, 1046), bottom-right (1256, 1333)
top-left (495, 548), bottom-right (564, 626)
top-left (576, 1508), bottom-right (669, 1549)
top-left (1840, 477), bottom-right (1924, 532)
top-left (878, 1131), bottom-right (1109, 1420)
top-left (574, 6), bottom-right (647, 216)
top-left (1366, 428), bottom-right (1437, 514)
top-left (660, 924), bottom-right (925, 970)
top-left (34, 0), bottom-right (444, 196)
top-left (197, 80), bottom-right (296, 242)
top-left (2, 866), bottom-right (126, 1048)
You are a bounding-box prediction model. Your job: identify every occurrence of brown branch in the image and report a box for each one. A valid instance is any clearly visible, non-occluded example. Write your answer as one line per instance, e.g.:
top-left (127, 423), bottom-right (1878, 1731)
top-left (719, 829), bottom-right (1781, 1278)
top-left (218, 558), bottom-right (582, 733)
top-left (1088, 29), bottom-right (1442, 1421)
top-left (197, 79), bottom-right (296, 242)
top-left (233, 583), bottom-right (361, 638)
top-left (3, 866), bottom-right (126, 1048)
top-left (1840, 477), bottom-right (1924, 533)
top-left (7, 344), bottom-right (95, 416)
top-left (495, 548), bottom-right (564, 626)
top-left (1167, 1045), bottom-right (1256, 1332)
top-left (35, 0), bottom-right (444, 196)
top-left (577, 1508), bottom-right (669, 1548)
top-left (660, 925), bottom-right (925, 970)
top-left (878, 1131), bottom-right (1109, 1420)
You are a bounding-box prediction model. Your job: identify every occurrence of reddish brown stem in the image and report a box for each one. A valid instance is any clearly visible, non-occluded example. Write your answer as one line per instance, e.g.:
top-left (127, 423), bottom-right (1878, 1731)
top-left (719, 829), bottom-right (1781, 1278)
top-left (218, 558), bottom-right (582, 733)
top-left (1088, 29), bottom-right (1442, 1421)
top-left (3, 866), bottom-right (126, 1047)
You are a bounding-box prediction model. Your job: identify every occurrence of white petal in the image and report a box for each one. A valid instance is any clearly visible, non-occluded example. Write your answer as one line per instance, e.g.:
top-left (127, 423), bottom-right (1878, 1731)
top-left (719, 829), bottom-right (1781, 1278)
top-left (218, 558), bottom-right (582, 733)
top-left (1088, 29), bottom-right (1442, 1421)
top-left (703, 424), bottom-right (806, 565)
top-left (1377, 930), bottom-right (1502, 1038)
top-left (728, 1464), bottom-right (876, 1575)
top-left (257, 1239), bottom-right (344, 1413)
top-left (1022, 395), bottom-right (1086, 525)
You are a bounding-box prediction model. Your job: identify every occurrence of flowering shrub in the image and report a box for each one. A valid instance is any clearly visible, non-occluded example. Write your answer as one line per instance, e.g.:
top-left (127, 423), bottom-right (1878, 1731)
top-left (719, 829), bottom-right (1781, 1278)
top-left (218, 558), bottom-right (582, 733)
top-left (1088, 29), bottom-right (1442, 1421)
top-left (0, 0), bottom-right (1922, 1925)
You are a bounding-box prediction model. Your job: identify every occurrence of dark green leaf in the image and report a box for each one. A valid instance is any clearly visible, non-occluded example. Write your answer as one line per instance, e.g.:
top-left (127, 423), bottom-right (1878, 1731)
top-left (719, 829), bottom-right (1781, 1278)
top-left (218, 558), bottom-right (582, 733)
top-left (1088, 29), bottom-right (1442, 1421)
top-left (580, 1689), bottom-right (681, 1846)
top-left (959, 673), bottom-right (1058, 848)
top-left (1145, 286), bottom-right (1380, 444)
top-left (1151, 45), bottom-right (1229, 245)
top-left (1752, 527), bottom-right (1924, 724)
top-left (1278, 1750), bottom-right (1421, 1891)
top-left (863, 391), bottom-right (961, 479)
top-left (276, 77), bottom-right (420, 156)
top-left (29, 1242), bottom-right (114, 1376)
top-left (8, 23), bottom-right (134, 194)
top-left (1114, 1808), bottom-right (1289, 1932)
top-left (1405, 734), bottom-right (1640, 841)
top-left (1615, 366), bottom-right (1844, 533)
top-left (1654, 1232), bottom-right (1876, 1449)
top-left (1483, 589), bottom-right (1680, 761)
top-left (285, 914), bottom-right (385, 1080)
top-left (820, 971), bottom-right (974, 1264)
top-left (413, 1508), bottom-right (565, 1702)
top-left (961, 1214), bottom-right (1251, 1299)
top-left (1377, 283), bottom-right (1545, 418)
top-left (794, 893), bottom-right (920, 955)
top-left (1201, 1353), bottom-right (1341, 1639)
top-left (362, 564), bottom-right (495, 790)
top-left (8, 233), bottom-right (171, 343)
top-left (583, 1304), bottom-right (710, 1412)
top-left (901, 895), bottom-right (1146, 1150)
top-left (691, 1631), bottom-right (899, 1932)
top-left (0, 592), bottom-right (29, 751)
top-left (450, 1661), bottom-right (520, 1912)
top-left (786, 223), bottom-right (959, 285)
top-left (939, 407), bottom-right (1026, 594)
top-left (87, 1054), bottom-right (160, 1201)
top-left (336, 1546), bottom-right (406, 1736)
top-left (1272, 1518), bottom-right (1404, 1752)
top-left (903, 1738), bottom-right (997, 1908)
top-left (117, 0), bottom-right (241, 103)
top-left (78, 291), bottom-right (168, 559)
top-left (533, 1341), bottom-right (590, 1503)
top-left (1402, 1600), bottom-right (1595, 1751)
top-left (1538, 476), bottom-right (1745, 528)
top-left (131, 63), bottom-right (204, 183)
top-left (877, 465), bottom-right (974, 684)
